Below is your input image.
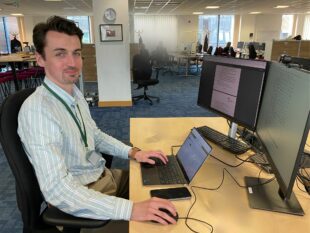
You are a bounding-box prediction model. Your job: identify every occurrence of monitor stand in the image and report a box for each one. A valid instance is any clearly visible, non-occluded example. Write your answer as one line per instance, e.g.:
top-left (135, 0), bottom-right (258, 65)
top-left (228, 122), bottom-right (238, 139)
top-left (244, 176), bottom-right (304, 216)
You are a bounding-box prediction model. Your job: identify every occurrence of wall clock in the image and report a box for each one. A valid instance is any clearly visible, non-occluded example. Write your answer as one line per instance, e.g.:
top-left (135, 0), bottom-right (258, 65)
top-left (104, 8), bottom-right (116, 22)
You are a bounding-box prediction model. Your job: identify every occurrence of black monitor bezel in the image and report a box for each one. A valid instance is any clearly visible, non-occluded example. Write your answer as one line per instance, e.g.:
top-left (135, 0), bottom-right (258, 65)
top-left (254, 64), bottom-right (310, 199)
top-left (256, 111), bottom-right (309, 199)
top-left (197, 56), bottom-right (269, 131)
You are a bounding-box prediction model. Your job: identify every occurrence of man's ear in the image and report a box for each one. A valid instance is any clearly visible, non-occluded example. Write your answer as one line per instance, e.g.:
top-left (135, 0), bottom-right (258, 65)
top-left (35, 52), bottom-right (45, 67)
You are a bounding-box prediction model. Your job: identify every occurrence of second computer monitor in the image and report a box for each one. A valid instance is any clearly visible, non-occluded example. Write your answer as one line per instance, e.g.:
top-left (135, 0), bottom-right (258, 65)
top-left (197, 56), bottom-right (268, 130)
top-left (237, 41), bottom-right (244, 49)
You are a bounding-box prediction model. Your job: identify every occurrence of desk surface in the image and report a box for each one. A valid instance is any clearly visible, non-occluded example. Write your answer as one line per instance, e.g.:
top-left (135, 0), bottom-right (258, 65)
top-left (129, 117), bottom-right (310, 233)
top-left (0, 53), bottom-right (36, 62)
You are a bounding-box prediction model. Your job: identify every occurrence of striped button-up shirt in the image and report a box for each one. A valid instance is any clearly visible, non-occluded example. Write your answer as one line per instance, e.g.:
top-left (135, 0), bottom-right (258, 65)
top-left (18, 78), bottom-right (133, 220)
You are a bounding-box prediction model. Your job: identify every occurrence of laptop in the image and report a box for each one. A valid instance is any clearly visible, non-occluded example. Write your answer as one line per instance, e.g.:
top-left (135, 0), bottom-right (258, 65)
top-left (141, 128), bottom-right (212, 185)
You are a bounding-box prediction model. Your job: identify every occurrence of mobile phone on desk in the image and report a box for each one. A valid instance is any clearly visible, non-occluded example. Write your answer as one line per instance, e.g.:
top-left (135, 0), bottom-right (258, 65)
top-left (150, 187), bottom-right (191, 200)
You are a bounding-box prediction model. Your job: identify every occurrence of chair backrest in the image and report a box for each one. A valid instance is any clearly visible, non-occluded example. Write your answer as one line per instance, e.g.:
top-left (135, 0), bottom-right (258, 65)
top-left (132, 54), bottom-right (152, 83)
top-left (0, 88), bottom-right (45, 231)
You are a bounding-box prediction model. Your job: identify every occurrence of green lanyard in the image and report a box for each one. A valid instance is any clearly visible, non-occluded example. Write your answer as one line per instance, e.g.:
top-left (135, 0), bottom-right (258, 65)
top-left (43, 82), bottom-right (88, 148)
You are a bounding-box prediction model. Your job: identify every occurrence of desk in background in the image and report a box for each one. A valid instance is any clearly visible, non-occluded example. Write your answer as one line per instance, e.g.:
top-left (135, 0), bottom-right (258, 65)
top-left (0, 53), bottom-right (36, 90)
top-left (129, 117), bottom-right (310, 233)
top-left (171, 52), bottom-right (204, 77)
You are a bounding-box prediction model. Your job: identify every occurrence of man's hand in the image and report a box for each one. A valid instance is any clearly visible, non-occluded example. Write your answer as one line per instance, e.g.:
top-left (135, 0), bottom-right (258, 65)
top-left (130, 149), bottom-right (168, 165)
top-left (130, 197), bottom-right (177, 225)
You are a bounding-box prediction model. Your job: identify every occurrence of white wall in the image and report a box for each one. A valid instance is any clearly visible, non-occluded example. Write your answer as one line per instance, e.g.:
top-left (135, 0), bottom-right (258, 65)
top-left (177, 15), bottom-right (199, 51)
top-left (93, 0), bottom-right (131, 104)
top-left (239, 14), bottom-right (282, 60)
top-left (23, 16), bottom-right (49, 46)
top-left (295, 14), bottom-right (306, 36)
top-left (239, 15), bottom-right (256, 42)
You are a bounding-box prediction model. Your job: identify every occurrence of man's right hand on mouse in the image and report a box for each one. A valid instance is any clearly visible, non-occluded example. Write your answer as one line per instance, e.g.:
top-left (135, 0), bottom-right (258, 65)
top-left (130, 197), bottom-right (177, 225)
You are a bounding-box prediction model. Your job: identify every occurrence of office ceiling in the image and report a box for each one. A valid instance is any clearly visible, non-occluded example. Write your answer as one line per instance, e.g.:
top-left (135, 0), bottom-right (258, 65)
top-left (0, 0), bottom-right (309, 16)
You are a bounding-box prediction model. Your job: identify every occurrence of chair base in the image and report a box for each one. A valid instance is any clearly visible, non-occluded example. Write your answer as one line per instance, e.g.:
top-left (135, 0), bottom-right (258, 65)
top-left (132, 90), bottom-right (159, 105)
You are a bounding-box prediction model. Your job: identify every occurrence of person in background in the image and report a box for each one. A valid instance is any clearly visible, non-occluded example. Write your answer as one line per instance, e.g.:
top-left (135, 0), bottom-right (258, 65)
top-left (10, 35), bottom-right (22, 53)
top-left (18, 16), bottom-right (177, 233)
top-left (293, 35), bottom-right (302, 40)
top-left (223, 42), bottom-right (231, 55)
top-left (214, 47), bottom-right (223, 56)
top-left (196, 41), bottom-right (203, 53)
top-left (229, 47), bottom-right (236, 57)
top-left (248, 43), bottom-right (257, 59)
top-left (10, 35), bottom-right (23, 70)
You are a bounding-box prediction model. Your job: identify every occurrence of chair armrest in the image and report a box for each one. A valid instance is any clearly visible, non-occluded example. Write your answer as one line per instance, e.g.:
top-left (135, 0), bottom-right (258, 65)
top-left (42, 206), bottom-right (110, 229)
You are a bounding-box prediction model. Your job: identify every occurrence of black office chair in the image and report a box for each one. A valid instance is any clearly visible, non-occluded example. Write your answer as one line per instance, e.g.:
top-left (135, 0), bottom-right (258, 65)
top-left (0, 88), bottom-right (110, 233)
top-left (132, 54), bottom-right (160, 105)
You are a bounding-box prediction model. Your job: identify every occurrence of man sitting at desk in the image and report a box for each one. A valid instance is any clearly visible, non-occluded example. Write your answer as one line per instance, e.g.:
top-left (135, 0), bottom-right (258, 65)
top-left (17, 16), bottom-right (177, 230)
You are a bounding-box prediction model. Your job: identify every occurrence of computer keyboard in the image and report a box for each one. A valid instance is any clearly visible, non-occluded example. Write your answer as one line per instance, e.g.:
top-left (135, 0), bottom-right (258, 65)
top-left (157, 157), bottom-right (186, 184)
top-left (196, 125), bottom-right (251, 155)
top-left (249, 152), bottom-right (272, 173)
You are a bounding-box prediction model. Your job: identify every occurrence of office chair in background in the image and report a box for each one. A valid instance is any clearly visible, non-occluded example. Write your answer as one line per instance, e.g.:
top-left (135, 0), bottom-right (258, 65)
top-left (132, 54), bottom-right (160, 105)
top-left (0, 88), bottom-right (110, 233)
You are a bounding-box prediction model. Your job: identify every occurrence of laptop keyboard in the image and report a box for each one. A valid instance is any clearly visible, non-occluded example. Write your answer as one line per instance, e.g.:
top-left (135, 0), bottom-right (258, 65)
top-left (156, 156), bottom-right (186, 184)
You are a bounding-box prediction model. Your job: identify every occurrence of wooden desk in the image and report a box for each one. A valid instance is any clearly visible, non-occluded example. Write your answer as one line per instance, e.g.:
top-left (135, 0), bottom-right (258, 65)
top-left (0, 53), bottom-right (36, 63)
top-left (172, 53), bottom-right (203, 77)
top-left (129, 117), bottom-right (310, 233)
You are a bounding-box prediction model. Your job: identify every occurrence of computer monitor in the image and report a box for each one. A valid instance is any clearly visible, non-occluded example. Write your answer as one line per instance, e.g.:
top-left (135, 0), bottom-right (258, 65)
top-left (245, 62), bottom-right (310, 215)
top-left (197, 56), bottom-right (268, 133)
top-left (237, 41), bottom-right (244, 49)
top-left (251, 42), bottom-right (260, 50)
top-left (259, 42), bottom-right (266, 51)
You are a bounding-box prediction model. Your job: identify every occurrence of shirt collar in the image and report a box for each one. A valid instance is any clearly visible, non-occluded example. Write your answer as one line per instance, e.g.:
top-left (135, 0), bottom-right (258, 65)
top-left (44, 77), bottom-right (80, 107)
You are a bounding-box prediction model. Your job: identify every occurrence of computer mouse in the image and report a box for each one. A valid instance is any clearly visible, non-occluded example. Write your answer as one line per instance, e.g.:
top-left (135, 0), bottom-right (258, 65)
top-left (152, 208), bottom-right (179, 224)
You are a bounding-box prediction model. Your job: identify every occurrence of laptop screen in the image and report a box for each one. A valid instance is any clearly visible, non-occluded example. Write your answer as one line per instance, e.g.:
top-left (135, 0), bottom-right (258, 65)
top-left (177, 128), bottom-right (212, 182)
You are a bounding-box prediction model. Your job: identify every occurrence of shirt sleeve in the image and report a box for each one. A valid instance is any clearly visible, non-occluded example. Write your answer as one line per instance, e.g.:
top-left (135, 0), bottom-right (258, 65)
top-left (81, 100), bottom-right (132, 159)
top-left (18, 104), bottom-right (133, 221)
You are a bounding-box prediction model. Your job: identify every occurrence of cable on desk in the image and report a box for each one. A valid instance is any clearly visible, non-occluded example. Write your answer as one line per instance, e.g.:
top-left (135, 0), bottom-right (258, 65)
top-left (209, 153), bottom-right (250, 168)
top-left (171, 145), bottom-right (182, 156)
top-left (181, 165), bottom-right (275, 232)
top-left (297, 168), bottom-right (310, 195)
top-left (235, 153), bottom-right (270, 166)
top-left (179, 216), bottom-right (213, 233)
top-left (227, 119), bottom-right (232, 129)
top-left (296, 176), bottom-right (308, 193)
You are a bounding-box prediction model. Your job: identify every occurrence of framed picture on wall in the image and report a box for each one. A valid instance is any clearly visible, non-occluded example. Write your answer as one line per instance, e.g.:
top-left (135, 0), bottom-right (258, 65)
top-left (99, 24), bottom-right (123, 42)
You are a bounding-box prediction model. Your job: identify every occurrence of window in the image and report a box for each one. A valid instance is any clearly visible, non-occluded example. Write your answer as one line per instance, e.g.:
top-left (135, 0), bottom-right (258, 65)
top-left (280, 15), bottom-right (294, 39)
top-left (134, 15), bottom-right (178, 52)
top-left (198, 15), bottom-right (234, 53)
top-left (218, 15), bottom-right (234, 48)
top-left (0, 17), bottom-right (20, 54)
top-left (198, 15), bottom-right (218, 52)
top-left (67, 16), bottom-right (91, 43)
top-left (303, 15), bottom-right (310, 40)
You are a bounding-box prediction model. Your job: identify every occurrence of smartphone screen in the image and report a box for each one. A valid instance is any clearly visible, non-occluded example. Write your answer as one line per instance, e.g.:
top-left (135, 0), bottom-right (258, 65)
top-left (150, 187), bottom-right (191, 200)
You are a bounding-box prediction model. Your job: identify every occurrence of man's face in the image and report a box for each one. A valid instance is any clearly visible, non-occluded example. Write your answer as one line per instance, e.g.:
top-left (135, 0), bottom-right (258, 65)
top-left (36, 31), bottom-right (82, 88)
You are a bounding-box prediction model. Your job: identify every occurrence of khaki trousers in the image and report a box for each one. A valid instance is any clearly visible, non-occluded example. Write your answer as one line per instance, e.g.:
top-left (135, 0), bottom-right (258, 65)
top-left (82, 168), bottom-right (129, 233)
top-left (88, 168), bottom-right (129, 199)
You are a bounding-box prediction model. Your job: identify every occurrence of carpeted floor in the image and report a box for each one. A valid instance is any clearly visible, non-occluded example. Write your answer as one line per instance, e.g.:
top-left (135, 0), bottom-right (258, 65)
top-left (0, 71), bottom-right (215, 233)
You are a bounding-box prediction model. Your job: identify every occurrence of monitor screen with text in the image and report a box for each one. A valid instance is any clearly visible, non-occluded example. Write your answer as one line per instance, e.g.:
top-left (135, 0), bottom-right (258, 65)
top-left (197, 56), bottom-right (268, 130)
